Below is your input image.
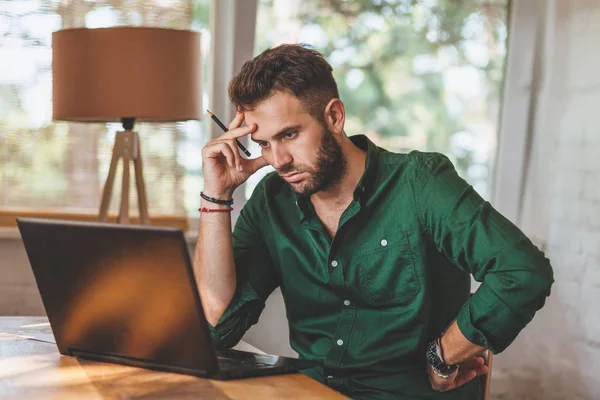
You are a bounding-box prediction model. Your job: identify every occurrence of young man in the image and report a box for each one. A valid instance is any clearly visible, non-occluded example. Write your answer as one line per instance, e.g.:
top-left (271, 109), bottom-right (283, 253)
top-left (194, 44), bottom-right (553, 399)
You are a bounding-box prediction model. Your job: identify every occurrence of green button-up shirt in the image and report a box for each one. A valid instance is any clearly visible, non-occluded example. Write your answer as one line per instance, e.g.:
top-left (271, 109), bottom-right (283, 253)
top-left (209, 135), bottom-right (553, 399)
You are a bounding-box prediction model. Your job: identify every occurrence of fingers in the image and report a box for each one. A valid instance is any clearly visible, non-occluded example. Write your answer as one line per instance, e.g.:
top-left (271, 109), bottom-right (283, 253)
top-left (203, 141), bottom-right (237, 168)
top-left (221, 111), bottom-right (257, 140)
top-left (458, 357), bottom-right (488, 378)
top-left (204, 135), bottom-right (268, 177)
top-left (204, 134), bottom-right (246, 170)
top-left (466, 364), bottom-right (488, 377)
top-left (458, 357), bottom-right (485, 370)
top-left (455, 364), bottom-right (488, 383)
top-left (243, 155), bottom-right (269, 174)
top-left (475, 365), bottom-right (488, 376)
top-left (228, 111), bottom-right (245, 130)
top-left (451, 370), bottom-right (478, 389)
top-left (203, 110), bottom-right (264, 175)
top-left (452, 363), bottom-right (488, 389)
top-left (220, 121), bottom-right (257, 141)
top-left (219, 111), bottom-right (256, 139)
top-left (225, 139), bottom-right (242, 171)
top-left (428, 357), bottom-right (489, 393)
top-left (458, 357), bottom-right (485, 369)
top-left (430, 366), bottom-right (487, 393)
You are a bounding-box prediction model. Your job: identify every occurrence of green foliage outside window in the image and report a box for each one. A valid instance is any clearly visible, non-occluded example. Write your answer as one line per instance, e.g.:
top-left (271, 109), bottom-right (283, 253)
top-left (251, 0), bottom-right (509, 199)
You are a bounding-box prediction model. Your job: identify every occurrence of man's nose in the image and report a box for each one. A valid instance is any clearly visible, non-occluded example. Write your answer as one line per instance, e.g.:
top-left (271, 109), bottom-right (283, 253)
top-left (271, 145), bottom-right (293, 169)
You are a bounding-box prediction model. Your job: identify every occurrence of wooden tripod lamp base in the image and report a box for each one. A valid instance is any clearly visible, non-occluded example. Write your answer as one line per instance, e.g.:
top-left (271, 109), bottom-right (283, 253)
top-left (98, 118), bottom-right (149, 225)
top-left (52, 26), bottom-right (202, 224)
top-left (51, 28), bottom-right (202, 225)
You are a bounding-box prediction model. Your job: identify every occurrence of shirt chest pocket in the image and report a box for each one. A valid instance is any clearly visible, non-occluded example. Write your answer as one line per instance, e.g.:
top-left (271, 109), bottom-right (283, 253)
top-left (354, 230), bottom-right (420, 306)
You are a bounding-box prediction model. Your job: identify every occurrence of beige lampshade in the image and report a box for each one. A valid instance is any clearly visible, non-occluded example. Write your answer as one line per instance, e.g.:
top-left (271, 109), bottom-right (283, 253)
top-left (52, 27), bottom-right (202, 123)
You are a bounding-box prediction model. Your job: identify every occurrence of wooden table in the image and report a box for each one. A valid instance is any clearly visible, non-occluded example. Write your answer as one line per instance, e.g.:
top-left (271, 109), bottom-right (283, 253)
top-left (0, 317), bottom-right (347, 399)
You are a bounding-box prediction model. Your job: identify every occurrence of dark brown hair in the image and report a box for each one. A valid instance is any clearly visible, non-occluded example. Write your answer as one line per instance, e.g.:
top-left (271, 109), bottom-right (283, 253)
top-left (228, 44), bottom-right (339, 123)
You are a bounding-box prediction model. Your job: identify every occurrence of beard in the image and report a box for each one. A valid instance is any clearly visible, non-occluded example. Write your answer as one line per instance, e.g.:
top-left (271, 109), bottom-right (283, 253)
top-left (277, 127), bottom-right (348, 196)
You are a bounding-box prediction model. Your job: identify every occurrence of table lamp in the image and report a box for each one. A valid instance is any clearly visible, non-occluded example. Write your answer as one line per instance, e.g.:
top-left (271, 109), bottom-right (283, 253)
top-left (52, 27), bottom-right (201, 224)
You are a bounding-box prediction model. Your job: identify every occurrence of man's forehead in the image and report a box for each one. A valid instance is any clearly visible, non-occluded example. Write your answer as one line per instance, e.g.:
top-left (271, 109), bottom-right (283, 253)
top-left (245, 92), bottom-right (303, 121)
top-left (246, 94), bottom-right (312, 140)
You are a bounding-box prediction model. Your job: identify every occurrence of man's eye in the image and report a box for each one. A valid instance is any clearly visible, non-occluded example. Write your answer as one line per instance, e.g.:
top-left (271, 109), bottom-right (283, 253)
top-left (284, 131), bottom-right (298, 139)
top-left (259, 141), bottom-right (270, 148)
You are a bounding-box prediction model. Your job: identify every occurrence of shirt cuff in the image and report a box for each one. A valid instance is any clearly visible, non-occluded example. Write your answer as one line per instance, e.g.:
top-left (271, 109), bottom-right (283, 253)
top-left (456, 282), bottom-right (534, 354)
top-left (455, 300), bottom-right (491, 351)
top-left (208, 281), bottom-right (262, 348)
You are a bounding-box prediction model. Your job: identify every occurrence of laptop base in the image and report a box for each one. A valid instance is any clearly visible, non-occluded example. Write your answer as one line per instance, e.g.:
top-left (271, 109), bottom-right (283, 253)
top-left (70, 347), bottom-right (316, 380)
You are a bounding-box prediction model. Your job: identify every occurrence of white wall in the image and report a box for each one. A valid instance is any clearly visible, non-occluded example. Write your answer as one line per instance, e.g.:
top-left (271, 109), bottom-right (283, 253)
top-left (490, 1), bottom-right (600, 399)
top-left (0, 236), bottom-right (44, 315)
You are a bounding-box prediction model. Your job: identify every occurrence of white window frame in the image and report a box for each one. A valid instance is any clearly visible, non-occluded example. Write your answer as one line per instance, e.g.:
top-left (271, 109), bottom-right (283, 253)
top-left (188, 0), bottom-right (258, 235)
top-left (492, 0), bottom-right (546, 224)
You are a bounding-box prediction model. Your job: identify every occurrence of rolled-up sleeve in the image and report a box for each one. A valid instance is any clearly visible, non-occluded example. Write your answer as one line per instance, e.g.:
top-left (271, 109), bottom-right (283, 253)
top-left (415, 153), bottom-right (554, 353)
top-left (208, 184), bottom-right (280, 349)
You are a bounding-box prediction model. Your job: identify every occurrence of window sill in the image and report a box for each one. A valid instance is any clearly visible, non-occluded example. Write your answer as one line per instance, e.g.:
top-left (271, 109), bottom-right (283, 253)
top-left (0, 208), bottom-right (191, 241)
top-left (0, 227), bottom-right (22, 240)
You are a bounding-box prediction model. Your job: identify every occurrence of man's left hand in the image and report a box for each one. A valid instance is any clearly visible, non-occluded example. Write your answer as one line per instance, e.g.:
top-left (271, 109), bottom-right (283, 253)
top-left (427, 356), bottom-right (488, 392)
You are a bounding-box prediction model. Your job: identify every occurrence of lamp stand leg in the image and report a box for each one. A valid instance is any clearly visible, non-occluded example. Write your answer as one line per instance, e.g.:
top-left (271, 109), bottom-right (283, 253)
top-left (117, 131), bottom-right (132, 223)
top-left (98, 130), bottom-right (150, 225)
top-left (132, 132), bottom-right (149, 224)
top-left (98, 132), bottom-right (122, 222)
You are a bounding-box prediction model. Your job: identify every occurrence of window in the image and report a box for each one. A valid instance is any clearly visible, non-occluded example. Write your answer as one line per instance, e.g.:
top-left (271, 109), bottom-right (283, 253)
top-left (249, 0), bottom-right (509, 199)
top-left (0, 0), bottom-right (210, 223)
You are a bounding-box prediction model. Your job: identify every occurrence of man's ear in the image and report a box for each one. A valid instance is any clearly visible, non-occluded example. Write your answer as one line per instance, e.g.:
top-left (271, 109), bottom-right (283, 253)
top-left (323, 98), bottom-right (345, 135)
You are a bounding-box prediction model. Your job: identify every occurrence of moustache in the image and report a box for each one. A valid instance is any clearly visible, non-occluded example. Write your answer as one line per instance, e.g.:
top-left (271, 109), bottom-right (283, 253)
top-left (277, 164), bottom-right (302, 175)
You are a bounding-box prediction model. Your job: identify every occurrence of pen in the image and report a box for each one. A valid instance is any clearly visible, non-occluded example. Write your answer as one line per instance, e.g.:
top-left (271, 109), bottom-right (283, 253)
top-left (206, 110), bottom-right (252, 157)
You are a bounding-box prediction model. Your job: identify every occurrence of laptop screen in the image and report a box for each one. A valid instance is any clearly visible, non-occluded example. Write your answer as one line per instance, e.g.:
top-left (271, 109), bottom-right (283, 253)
top-left (18, 218), bottom-right (218, 373)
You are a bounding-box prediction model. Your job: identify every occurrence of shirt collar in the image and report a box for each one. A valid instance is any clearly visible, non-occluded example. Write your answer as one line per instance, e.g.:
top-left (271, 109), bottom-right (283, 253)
top-left (295, 134), bottom-right (380, 221)
top-left (350, 134), bottom-right (380, 201)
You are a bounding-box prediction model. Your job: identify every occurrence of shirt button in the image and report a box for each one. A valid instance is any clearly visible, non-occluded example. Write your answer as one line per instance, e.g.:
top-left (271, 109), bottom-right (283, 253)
top-left (336, 339), bottom-right (344, 346)
top-left (381, 239), bottom-right (388, 246)
top-left (343, 300), bottom-right (350, 306)
top-left (331, 260), bottom-right (338, 267)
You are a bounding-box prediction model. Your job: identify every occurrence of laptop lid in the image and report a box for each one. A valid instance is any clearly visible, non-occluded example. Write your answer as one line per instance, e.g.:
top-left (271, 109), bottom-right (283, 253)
top-left (17, 218), bottom-right (218, 375)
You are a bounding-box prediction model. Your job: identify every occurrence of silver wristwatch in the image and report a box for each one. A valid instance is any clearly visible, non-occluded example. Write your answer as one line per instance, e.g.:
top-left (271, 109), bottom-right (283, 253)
top-left (426, 337), bottom-right (459, 379)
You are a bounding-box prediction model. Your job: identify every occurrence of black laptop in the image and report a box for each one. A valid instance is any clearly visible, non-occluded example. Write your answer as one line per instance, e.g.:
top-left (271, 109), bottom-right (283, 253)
top-left (17, 217), bottom-right (316, 380)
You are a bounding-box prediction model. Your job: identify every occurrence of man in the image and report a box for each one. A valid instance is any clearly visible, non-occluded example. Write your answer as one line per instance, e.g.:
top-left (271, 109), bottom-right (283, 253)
top-left (194, 44), bottom-right (553, 399)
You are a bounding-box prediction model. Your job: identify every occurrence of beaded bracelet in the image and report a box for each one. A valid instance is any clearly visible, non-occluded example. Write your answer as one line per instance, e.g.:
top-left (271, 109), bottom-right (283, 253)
top-left (200, 191), bottom-right (234, 206)
top-left (198, 207), bottom-right (233, 213)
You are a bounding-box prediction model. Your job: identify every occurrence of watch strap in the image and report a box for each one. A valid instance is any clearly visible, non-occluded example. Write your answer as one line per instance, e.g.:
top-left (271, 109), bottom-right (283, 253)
top-left (427, 338), bottom-right (459, 379)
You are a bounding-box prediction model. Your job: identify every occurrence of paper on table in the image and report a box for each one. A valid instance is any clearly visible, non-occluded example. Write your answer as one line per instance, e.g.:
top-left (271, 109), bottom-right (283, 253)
top-left (9, 321), bottom-right (57, 344)
top-left (6, 318), bottom-right (266, 354)
top-left (232, 340), bottom-right (266, 354)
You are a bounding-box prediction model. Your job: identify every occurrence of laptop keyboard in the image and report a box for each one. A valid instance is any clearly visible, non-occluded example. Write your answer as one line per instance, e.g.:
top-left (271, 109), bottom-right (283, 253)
top-left (217, 356), bottom-right (272, 369)
top-left (213, 349), bottom-right (321, 379)
top-left (216, 349), bottom-right (281, 370)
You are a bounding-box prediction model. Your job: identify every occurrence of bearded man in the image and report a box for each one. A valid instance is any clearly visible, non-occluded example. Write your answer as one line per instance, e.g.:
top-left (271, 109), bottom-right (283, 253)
top-left (194, 44), bottom-right (553, 399)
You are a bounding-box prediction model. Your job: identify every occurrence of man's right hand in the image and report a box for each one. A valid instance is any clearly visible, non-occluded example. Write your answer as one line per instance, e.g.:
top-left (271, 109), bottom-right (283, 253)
top-left (201, 111), bottom-right (268, 198)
